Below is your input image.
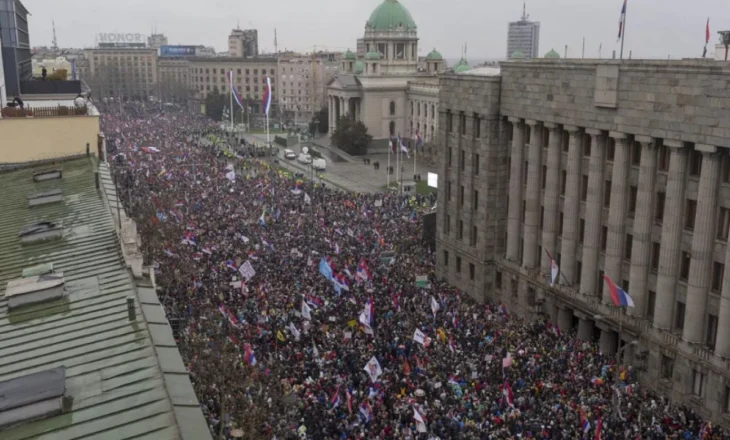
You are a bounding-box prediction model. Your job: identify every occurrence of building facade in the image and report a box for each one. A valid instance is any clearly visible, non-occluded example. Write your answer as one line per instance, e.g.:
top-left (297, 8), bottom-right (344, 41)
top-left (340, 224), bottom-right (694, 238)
top-left (436, 58), bottom-right (730, 425)
top-left (79, 48), bottom-right (158, 100)
top-left (187, 57), bottom-right (277, 114)
top-left (228, 29), bottom-right (258, 58)
top-left (147, 33), bottom-right (168, 49)
top-left (0, 0), bottom-right (31, 96)
top-left (158, 57), bottom-right (190, 102)
top-left (279, 55), bottom-right (339, 122)
top-left (327, 0), bottom-right (446, 148)
top-left (506, 6), bottom-right (540, 59)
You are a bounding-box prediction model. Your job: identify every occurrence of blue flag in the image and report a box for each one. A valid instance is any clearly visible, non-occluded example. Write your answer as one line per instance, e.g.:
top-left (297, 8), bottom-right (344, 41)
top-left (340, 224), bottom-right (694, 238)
top-left (319, 257), bottom-right (333, 281)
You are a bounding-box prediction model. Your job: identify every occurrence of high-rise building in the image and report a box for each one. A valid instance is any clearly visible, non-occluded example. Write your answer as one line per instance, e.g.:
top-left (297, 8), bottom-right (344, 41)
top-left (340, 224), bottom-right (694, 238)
top-left (506, 3), bottom-right (540, 59)
top-left (147, 33), bottom-right (168, 49)
top-left (0, 0), bottom-right (32, 96)
top-left (437, 58), bottom-right (730, 425)
top-left (79, 47), bottom-right (158, 100)
top-left (279, 55), bottom-right (339, 122)
top-left (228, 29), bottom-right (258, 58)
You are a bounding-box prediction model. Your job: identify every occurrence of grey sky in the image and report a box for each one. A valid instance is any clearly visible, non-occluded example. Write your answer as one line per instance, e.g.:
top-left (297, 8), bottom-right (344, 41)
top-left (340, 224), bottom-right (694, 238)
top-left (27, 0), bottom-right (729, 60)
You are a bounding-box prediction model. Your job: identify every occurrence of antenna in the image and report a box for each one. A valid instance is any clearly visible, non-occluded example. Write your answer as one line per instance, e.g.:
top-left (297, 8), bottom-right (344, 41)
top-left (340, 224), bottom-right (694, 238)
top-left (522, 2), bottom-right (529, 21)
top-left (52, 21), bottom-right (58, 51)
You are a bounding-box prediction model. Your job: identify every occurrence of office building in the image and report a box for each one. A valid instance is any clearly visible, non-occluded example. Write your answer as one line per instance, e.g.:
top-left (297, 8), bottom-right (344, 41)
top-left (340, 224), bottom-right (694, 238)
top-left (506, 4), bottom-right (540, 59)
top-left (0, 0), bottom-right (31, 96)
top-left (228, 29), bottom-right (258, 58)
top-left (158, 57), bottom-right (190, 102)
top-left (79, 47), bottom-right (158, 100)
top-left (279, 55), bottom-right (339, 122)
top-left (147, 32), bottom-right (168, 49)
top-left (436, 58), bottom-right (730, 425)
top-left (188, 57), bottom-right (277, 114)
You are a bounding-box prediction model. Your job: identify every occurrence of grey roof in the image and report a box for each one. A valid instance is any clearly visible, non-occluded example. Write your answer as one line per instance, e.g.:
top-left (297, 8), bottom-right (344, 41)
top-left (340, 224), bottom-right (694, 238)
top-left (330, 74), bottom-right (362, 89)
top-left (0, 157), bottom-right (211, 440)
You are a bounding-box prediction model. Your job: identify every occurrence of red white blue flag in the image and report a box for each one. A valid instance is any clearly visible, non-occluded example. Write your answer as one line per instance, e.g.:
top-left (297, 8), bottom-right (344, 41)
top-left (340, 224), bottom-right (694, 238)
top-left (617, 0), bottom-right (627, 42)
top-left (227, 71), bottom-right (245, 110)
top-left (262, 76), bottom-right (272, 116)
top-left (603, 274), bottom-right (635, 308)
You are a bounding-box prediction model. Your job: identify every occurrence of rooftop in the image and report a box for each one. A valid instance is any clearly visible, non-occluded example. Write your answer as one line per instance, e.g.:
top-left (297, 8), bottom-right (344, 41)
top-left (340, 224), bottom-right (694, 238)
top-left (0, 157), bottom-right (210, 440)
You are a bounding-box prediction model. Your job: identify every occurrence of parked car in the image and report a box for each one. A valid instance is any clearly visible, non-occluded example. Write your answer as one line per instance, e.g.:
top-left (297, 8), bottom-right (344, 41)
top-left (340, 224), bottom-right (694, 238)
top-left (313, 158), bottom-right (327, 171)
top-left (297, 154), bottom-right (312, 165)
top-left (284, 149), bottom-right (297, 160)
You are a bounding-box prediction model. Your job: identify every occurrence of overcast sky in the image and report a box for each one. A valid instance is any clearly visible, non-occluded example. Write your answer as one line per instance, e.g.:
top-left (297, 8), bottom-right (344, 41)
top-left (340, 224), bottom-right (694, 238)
top-left (27, 0), bottom-right (729, 60)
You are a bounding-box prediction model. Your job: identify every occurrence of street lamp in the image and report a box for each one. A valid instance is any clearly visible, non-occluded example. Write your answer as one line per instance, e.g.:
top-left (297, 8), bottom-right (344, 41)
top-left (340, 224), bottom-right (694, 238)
top-left (594, 314), bottom-right (639, 417)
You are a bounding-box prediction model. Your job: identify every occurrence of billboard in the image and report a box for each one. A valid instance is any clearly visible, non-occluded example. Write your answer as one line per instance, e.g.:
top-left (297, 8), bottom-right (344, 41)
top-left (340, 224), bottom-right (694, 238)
top-left (98, 33), bottom-right (145, 44)
top-left (99, 42), bottom-right (146, 49)
top-left (427, 172), bottom-right (438, 188)
top-left (160, 45), bottom-right (197, 57)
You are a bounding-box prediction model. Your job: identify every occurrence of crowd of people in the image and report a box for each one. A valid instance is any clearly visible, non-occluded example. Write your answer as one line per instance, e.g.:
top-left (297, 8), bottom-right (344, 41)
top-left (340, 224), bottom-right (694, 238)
top-left (103, 104), bottom-right (728, 439)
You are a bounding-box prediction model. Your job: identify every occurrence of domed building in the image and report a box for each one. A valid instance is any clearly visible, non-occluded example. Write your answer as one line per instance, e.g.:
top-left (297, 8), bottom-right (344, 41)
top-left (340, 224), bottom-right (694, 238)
top-left (327, 0), bottom-right (443, 149)
top-left (544, 49), bottom-right (560, 59)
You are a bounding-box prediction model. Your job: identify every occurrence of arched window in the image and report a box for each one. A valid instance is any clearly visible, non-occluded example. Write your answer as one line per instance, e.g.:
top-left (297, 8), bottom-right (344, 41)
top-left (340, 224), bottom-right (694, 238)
top-left (389, 121), bottom-right (396, 136)
top-left (389, 101), bottom-right (396, 116)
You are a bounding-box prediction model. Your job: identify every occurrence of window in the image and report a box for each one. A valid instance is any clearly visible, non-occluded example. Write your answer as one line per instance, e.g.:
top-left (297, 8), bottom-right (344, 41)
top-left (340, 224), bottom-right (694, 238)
top-left (389, 101), bottom-right (396, 116)
top-left (625, 234), bottom-right (633, 260)
top-left (661, 355), bottom-right (674, 380)
top-left (583, 135), bottom-right (592, 157)
top-left (559, 213), bottom-right (564, 237)
top-left (658, 144), bottom-right (670, 172)
top-left (410, 102), bottom-right (414, 115)
top-left (680, 251), bottom-right (691, 281)
top-left (601, 226), bottom-right (608, 251)
top-left (475, 154), bottom-right (480, 175)
top-left (542, 166), bottom-right (547, 189)
top-left (651, 242), bottom-right (661, 272)
top-left (604, 181), bottom-right (612, 207)
top-left (629, 186), bottom-right (638, 216)
top-left (675, 301), bottom-right (686, 330)
top-left (540, 207), bottom-right (544, 230)
top-left (461, 151), bottom-right (466, 171)
top-left (458, 220), bottom-right (464, 240)
top-left (656, 192), bottom-right (666, 222)
top-left (444, 250), bottom-right (449, 267)
top-left (527, 287), bottom-right (536, 306)
top-left (581, 175), bottom-right (589, 201)
top-left (496, 270), bottom-right (503, 289)
top-left (445, 215), bottom-right (451, 234)
top-left (693, 369), bottom-right (705, 397)
top-left (560, 171), bottom-right (567, 195)
top-left (576, 261), bottom-right (583, 285)
top-left (562, 131), bottom-right (570, 152)
top-left (460, 185), bottom-right (465, 206)
top-left (448, 147), bottom-right (453, 167)
top-left (647, 290), bottom-right (656, 319)
top-left (719, 207), bottom-right (730, 241)
top-left (473, 190), bottom-right (479, 210)
top-left (474, 115), bottom-right (481, 138)
top-left (706, 314), bottom-right (718, 351)
top-left (456, 256), bottom-right (462, 273)
top-left (446, 181), bottom-right (452, 201)
top-left (447, 111), bottom-right (453, 132)
top-left (723, 156), bottom-right (730, 183)
top-left (579, 219), bottom-right (585, 244)
top-left (525, 125), bottom-right (531, 144)
top-left (511, 278), bottom-right (519, 297)
top-left (606, 137), bottom-right (616, 161)
top-left (471, 226), bottom-right (478, 246)
top-left (690, 150), bottom-right (703, 176)
top-left (469, 263), bottom-right (475, 280)
top-left (685, 200), bottom-right (697, 230)
top-left (631, 141), bottom-right (642, 166)
top-left (713, 262), bottom-right (724, 292)
top-left (460, 113), bottom-right (467, 135)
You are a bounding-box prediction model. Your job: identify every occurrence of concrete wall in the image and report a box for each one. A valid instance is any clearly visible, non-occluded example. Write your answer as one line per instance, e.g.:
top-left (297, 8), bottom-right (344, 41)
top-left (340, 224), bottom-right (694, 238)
top-left (500, 59), bottom-right (730, 148)
top-left (0, 115), bottom-right (100, 163)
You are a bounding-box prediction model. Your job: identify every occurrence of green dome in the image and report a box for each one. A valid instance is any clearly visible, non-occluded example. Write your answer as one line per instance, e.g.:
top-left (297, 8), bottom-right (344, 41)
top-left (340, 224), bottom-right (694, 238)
top-left (365, 51), bottom-right (382, 60)
top-left (453, 58), bottom-right (472, 73)
top-left (344, 49), bottom-right (356, 60)
top-left (510, 51), bottom-right (525, 59)
top-left (366, 0), bottom-right (417, 31)
top-left (544, 49), bottom-right (560, 59)
top-left (425, 48), bottom-right (443, 60)
top-left (354, 60), bottom-right (364, 74)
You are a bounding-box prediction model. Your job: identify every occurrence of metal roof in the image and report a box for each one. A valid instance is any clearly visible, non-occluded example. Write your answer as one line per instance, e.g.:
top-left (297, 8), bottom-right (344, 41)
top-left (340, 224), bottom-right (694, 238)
top-left (0, 157), bottom-right (210, 440)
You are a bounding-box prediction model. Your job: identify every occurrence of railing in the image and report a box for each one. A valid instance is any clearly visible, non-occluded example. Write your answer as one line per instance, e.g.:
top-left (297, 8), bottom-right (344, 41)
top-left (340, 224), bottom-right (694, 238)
top-left (1, 106), bottom-right (89, 118)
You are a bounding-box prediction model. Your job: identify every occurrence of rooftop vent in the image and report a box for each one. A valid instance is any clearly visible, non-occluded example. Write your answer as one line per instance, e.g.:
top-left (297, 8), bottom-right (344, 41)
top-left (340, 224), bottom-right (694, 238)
top-left (18, 221), bottom-right (63, 243)
top-left (27, 189), bottom-right (63, 207)
top-left (32, 169), bottom-right (62, 182)
top-left (22, 263), bottom-right (54, 278)
top-left (5, 272), bottom-right (65, 309)
top-left (0, 366), bottom-right (66, 428)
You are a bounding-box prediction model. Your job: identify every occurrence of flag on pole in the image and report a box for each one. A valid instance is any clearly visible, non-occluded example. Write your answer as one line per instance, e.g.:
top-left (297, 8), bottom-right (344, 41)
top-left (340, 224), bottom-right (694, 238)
top-left (398, 135), bottom-right (410, 158)
top-left (304, 193), bottom-right (311, 205)
top-left (603, 274), bottom-right (635, 307)
top-left (706, 17), bottom-right (711, 44)
top-left (359, 401), bottom-right (372, 423)
top-left (227, 71), bottom-right (245, 110)
top-left (503, 380), bottom-right (514, 407)
top-left (413, 407), bottom-right (427, 433)
top-left (301, 300), bottom-right (312, 320)
top-left (430, 296), bottom-right (440, 317)
top-left (617, 0), bottom-right (627, 42)
top-left (545, 248), bottom-right (560, 286)
top-left (262, 76), bottom-right (272, 116)
top-left (580, 409), bottom-right (591, 433)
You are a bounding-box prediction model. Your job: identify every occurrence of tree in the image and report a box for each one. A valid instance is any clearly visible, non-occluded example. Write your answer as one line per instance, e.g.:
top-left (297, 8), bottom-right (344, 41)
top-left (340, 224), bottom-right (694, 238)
top-left (205, 87), bottom-right (226, 121)
top-left (331, 116), bottom-right (372, 155)
top-left (316, 107), bottom-right (329, 134)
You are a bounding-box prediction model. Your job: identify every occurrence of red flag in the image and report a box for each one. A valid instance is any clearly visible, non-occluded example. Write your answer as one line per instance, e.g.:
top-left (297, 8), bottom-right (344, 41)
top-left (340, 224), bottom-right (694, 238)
top-left (594, 417), bottom-right (602, 440)
top-left (403, 359), bottom-right (412, 374)
top-left (706, 18), bottom-right (710, 44)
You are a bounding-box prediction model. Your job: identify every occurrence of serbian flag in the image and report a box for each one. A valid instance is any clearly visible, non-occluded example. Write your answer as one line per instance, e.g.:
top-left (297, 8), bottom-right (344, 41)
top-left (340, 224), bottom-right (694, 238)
top-left (603, 274), bottom-right (635, 307)
top-left (243, 343), bottom-right (256, 365)
top-left (448, 335), bottom-right (456, 353)
top-left (227, 70), bottom-right (245, 110)
top-left (262, 76), bottom-right (272, 116)
top-left (594, 417), bottom-right (602, 440)
top-left (452, 313), bottom-right (459, 329)
top-left (329, 389), bottom-right (340, 410)
top-left (580, 409), bottom-right (591, 433)
top-left (181, 231), bottom-right (196, 246)
top-left (398, 135), bottom-right (410, 158)
top-left (617, 0), bottom-right (627, 42)
top-left (225, 260), bottom-right (238, 271)
top-left (359, 401), bottom-right (372, 423)
top-left (345, 387), bottom-right (353, 414)
top-left (502, 380), bottom-right (514, 407)
top-left (357, 259), bottom-right (371, 282)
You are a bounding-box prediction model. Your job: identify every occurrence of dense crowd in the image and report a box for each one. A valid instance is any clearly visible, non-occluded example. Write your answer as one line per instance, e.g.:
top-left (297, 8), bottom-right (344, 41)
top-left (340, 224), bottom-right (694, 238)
top-left (103, 104), bottom-right (728, 439)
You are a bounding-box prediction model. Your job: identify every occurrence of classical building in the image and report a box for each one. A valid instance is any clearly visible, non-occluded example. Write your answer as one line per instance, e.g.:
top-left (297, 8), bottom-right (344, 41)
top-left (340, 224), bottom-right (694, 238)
top-left (506, 4), bottom-right (540, 59)
top-left (327, 0), bottom-right (445, 149)
top-left (79, 48), bottom-right (158, 100)
top-left (436, 58), bottom-right (730, 424)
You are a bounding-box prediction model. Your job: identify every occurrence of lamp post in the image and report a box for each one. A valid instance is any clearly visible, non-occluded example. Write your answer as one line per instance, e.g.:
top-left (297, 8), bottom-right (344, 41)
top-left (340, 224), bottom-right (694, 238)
top-left (593, 313), bottom-right (638, 418)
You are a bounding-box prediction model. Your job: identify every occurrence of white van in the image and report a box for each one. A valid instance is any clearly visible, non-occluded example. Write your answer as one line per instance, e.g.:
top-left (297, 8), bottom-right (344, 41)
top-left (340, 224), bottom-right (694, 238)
top-left (312, 158), bottom-right (326, 171)
top-left (284, 149), bottom-right (297, 159)
top-left (297, 153), bottom-right (312, 165)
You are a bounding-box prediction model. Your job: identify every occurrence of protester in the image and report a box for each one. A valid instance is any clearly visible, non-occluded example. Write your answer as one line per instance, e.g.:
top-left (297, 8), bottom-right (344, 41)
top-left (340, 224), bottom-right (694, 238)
top-left (103, 103), bottom-right (727, 440)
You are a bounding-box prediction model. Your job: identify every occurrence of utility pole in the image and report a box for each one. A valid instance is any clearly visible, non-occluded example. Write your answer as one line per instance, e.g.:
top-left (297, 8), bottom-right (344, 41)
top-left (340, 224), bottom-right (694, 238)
top-left (582, 37), bottom-right (585, 59)
top-left (52, 21), bottom-right (58, 52)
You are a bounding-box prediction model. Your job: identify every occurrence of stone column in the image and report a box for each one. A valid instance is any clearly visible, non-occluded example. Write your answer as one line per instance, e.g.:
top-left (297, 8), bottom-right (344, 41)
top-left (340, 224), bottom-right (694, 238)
top-left (683, 146), bottom-right (720, 344)
top-left (345, 97), bottom-right (350, 117)
top-left (603, 133), bottom-right (631, 303)
top-left (560, 126), bottom-right (582, 285)
top-left (523, 120), bottom-right (543, 268)
top-left (628, 137), bottom-right (657, 317)
top-left (541, 123), bottom-right (562, 274)
top-left (580, 129), bottom-right (606, 297)
top-left (715, 236), bottom-right (730, 358)
top-left (578, 317), bottom-right (594, 342)
top-left (506, 117), bottom-right (525, 262)
top-left (599, 329), bottom-right (618, 355)
top-left (654, 141), bottom-right (689, 330)
top-left (557, 307), bottom-right (573, 333)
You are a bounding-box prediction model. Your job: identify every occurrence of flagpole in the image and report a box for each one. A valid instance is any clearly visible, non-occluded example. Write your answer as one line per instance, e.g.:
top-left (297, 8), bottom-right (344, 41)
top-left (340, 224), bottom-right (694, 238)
top-left (230, 70), bottom-right (234, 128)
top-left (619, 1), bottom-right (627, 60)
top-left (387, 140), bottom-right (391, 188)
top-left (413, 137), bottom-right (417, 180)
top-left (266, 77), bottom-right (271, 157)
